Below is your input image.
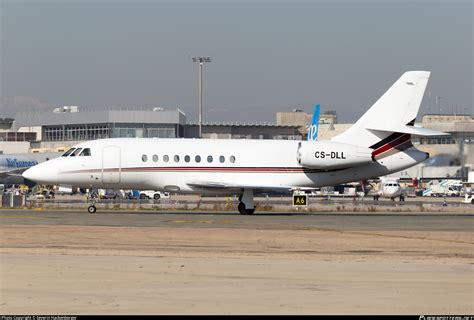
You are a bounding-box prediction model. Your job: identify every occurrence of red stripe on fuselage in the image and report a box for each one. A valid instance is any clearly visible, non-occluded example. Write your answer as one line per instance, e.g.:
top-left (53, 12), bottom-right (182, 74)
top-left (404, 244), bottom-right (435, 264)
top-left (372, 133), bottom-right (411, 157)
top-left (122, 167), bottom-right (309, 172)
top-left (60, 166), bottom-right (349, 174)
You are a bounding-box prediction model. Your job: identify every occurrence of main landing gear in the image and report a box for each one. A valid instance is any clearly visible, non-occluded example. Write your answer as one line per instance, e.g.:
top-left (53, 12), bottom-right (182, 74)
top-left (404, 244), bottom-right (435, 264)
top-left (238, 189), bottom-right (255, 215)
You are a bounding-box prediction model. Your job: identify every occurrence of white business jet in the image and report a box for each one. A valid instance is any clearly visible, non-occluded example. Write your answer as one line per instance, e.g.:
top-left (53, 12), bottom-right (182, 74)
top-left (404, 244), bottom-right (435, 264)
top-left (23, 71), bottom-right (448, 214)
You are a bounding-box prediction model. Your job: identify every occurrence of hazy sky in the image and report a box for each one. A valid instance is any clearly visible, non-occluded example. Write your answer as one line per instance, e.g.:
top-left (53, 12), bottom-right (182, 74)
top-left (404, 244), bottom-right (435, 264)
top-left (1, 0), bottom-right (472, 122)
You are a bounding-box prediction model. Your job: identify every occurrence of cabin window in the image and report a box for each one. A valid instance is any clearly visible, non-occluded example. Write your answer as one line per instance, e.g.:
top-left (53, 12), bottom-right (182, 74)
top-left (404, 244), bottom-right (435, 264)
top-left (174, 155), bottom-right (180, 163)
top-left (62, 148), bottom-right (75, 157)
top-left (70, 148), bottom-right (83, 157)
top-left (142, 154), bottom-right (148, 162)
top-left (219, 156), bottom-right (225, 163)
top-left (79, 148), bottom-right (91, 156)
top-left (184, 155), bottom-right (190, 163)
top-left (163, 155), bottom-right (169, 162)
top-left (230, 156), bottom-right (236, 163)
top-left (207, 155), bottom-right (213, 163)
top-left (152, 154), bottom-right (158, 162)
top-left (195, 155), bottom-right (201, 163)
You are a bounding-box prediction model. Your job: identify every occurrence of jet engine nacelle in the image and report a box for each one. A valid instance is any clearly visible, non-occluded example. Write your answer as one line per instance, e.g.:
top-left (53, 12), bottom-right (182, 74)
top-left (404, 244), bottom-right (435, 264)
top-left (297, 141), bottom-right (373, 170)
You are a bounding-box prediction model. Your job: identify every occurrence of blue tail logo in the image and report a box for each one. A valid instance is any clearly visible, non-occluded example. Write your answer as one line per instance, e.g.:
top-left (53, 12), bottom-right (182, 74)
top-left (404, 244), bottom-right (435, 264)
top-left (307, 104), bottom-right (320, 141)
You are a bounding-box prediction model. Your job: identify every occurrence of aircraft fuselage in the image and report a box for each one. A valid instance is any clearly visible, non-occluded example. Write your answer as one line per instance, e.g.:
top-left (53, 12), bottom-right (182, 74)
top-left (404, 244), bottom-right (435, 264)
top-left (23, 138), bottom-right (428, 194)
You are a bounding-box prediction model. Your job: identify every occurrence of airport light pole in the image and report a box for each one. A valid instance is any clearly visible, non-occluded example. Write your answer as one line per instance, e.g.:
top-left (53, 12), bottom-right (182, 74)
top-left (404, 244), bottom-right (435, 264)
top-left (192, 57), bottom-right (211, 138)
top-left (436, 96), bottom-right (443, 114)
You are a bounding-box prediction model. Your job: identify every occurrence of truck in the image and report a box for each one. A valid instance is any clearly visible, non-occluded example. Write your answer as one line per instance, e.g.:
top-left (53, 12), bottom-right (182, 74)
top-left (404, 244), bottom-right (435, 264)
top-left (422, 180), bottom-right (462, 197)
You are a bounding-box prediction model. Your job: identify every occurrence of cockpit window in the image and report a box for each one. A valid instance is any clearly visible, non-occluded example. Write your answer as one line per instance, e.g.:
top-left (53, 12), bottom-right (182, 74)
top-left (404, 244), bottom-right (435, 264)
top-left (70, 148), bottom-right (83, 157)
top-left (79, 148), bottom-right (91, 156)
top-left (62, 148), bottom-right (76, 157)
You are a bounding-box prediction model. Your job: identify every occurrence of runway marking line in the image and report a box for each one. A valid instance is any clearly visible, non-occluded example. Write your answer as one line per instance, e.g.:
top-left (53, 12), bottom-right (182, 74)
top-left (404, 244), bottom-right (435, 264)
top-left (0, 215), bottom-right (44, 219)
top-left (169, 219), bottom-right (236, 224)
top-left (305, 227), bottom-right (474, 245)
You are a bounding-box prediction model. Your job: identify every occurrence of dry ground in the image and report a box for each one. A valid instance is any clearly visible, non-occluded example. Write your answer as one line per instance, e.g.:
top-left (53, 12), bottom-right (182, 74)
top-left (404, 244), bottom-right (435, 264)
top-left (1, 224), bottom-right (473, 314)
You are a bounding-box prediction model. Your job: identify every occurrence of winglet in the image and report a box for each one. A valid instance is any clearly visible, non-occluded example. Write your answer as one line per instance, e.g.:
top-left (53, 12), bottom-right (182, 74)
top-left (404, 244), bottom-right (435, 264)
top-left (307, 104), bottom-right (321, 141)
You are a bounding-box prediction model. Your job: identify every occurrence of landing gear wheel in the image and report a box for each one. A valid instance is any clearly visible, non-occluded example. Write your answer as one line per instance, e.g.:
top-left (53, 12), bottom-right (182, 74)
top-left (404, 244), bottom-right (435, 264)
top-left (153, 193), bottom-right (161, 200)
top-left (88, 205), bottom-right (96, 214)
top-left (238, 202), bottom-right (255, 215)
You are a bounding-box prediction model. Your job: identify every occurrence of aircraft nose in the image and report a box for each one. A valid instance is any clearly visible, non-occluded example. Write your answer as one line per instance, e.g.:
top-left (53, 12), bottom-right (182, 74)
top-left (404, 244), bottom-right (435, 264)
top-left (22, 164), bottom-right (58, 184)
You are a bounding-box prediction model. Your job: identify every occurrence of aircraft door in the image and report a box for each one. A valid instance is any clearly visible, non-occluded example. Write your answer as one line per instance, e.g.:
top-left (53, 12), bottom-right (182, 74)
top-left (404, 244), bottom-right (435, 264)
top-left (102, 146), bottom-right (121, 184)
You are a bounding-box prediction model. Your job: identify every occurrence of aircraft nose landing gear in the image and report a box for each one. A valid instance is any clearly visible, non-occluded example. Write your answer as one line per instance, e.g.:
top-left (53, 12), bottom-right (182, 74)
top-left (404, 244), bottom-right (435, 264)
top-left (87, 192), bottom-right (97, 214)
top-left (88, 204), bottom-right (97, 214)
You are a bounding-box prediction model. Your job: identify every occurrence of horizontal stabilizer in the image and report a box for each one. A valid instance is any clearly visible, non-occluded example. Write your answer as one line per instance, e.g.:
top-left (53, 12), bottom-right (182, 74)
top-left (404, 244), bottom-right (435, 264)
top-left (367, 125), bottom-right (449, 137)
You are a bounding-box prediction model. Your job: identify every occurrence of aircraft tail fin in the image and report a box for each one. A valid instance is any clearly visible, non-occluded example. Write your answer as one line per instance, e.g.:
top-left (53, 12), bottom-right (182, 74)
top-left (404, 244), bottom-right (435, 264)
top-left (307, 104), bottom-right (321, 141)
top-left (332, 71), bottom-right (436, 148)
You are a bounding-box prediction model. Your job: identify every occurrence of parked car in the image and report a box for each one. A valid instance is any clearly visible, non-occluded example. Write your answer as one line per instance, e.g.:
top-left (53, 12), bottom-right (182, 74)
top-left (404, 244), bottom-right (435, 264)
top-left (35, 189), bottom-right (53, 200)
top-left (139, 190), bottom-right (170, 200)
top-left (463, 194), bottom-right (474, 204)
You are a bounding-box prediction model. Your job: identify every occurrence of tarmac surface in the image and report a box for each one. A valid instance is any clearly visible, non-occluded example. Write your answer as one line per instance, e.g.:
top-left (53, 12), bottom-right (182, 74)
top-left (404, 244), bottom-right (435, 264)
top-left (0, 208), bottom-right (473, 231)
top-left (1, 208), bottom-right (473, 314)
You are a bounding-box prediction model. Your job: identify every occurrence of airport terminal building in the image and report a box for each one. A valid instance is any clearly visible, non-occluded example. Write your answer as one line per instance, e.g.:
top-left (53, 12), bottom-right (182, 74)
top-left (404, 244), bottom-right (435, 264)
top-left (13, 107), bottom-right (186, 141)
top-left (4, 107), bottom-right (302, 153)
top-left (7, 107), bottom-right (186, 152)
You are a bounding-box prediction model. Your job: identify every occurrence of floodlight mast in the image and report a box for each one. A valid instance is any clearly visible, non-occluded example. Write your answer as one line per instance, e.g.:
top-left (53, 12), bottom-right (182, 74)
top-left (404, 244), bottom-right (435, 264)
top-left (192, 57), bottom-right (212, 138)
